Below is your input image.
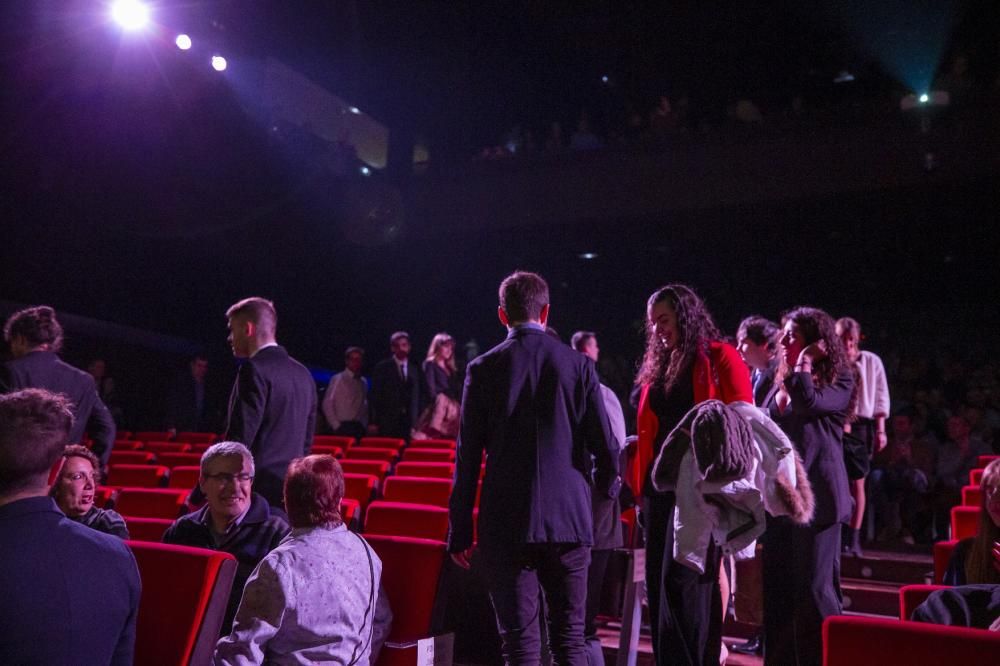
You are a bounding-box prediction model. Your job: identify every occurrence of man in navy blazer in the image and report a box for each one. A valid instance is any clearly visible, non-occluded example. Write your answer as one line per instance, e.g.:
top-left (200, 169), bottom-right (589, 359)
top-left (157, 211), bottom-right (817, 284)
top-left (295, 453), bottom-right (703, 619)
top-left (224, 297), bottom-right (317, 509)
top-left (0, 389), bottom-right (140, 665)
top-left (369, 331), bottom-right (429, 440)
top-left (448, 271), bottom-right (619, 666)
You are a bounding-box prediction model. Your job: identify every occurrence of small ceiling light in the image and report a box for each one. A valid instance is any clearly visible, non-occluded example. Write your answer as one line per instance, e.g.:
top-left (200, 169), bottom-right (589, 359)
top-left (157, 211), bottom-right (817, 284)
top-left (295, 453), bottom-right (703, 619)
top-left (578, 252), bottom-right (598, 260)
top-left (919, 93), bottom-right (930, 104)
top-left (349, 106), bottom-right (361, 115)
top-left (175, 34), bottom-right (192, 50)
top-left (211, 55), bottom-right (227, 72)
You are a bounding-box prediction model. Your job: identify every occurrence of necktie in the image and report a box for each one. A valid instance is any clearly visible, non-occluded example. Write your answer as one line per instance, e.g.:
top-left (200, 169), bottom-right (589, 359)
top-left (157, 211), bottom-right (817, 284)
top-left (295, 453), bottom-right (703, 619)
top-left (400, 362), bottom-right (407, 381)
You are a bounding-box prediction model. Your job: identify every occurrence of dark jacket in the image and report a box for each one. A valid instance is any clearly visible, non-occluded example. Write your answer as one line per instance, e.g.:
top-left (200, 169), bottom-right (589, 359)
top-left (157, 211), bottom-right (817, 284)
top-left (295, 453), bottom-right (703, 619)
top-left (225, 345), bottom-right (317, 508)
top-left (162, 492), bottom-right (290, 634)
top-left (165, 374), bottom-right (213, 433)
top-left (448, 326), bottom-right (619, 551)
top-left (766, 369), bottom-right (854, 526)
top-left (1, 351), bottom-right (116, 465)
top-left (72, 505), bottom-right (130, 540)
top-left (423, 360), bottom-right (462, 402)
top-left (370, 356), bottom-right (429, 438)
top-left (752, 359), bottom-right (778, 408)
top-left (0, 497), bottom-right (140, 665)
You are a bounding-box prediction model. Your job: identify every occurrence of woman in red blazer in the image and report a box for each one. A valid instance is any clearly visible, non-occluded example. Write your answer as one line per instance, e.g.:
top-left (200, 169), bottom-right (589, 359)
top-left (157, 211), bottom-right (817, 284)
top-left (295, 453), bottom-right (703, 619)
top-left (630, 284), bottom-right (751, 666)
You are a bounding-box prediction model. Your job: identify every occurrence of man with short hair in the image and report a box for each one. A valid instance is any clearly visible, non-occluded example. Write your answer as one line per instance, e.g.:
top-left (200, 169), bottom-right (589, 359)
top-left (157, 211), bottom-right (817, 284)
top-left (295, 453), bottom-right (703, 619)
top-left (163, 441), bottom-right (290, 635)
top-left (0, 388), bottom-right (140, 664)
top-left (449, 271), bottom-right (619, 666)
top-left (370, 331), bottom-right (428, 440)
top-left (322, 346), bottom-right (369, 440)
top-left (1, 305), bottom-right (116, 466)
top-left (224, 297), bottom-right (317, 508)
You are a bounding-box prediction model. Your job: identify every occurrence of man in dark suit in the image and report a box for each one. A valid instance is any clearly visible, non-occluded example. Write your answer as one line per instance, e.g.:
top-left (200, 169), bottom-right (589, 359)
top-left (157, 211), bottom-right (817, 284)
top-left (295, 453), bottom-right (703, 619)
top-left (224, 297), bottom-right (317, 509)
top-left (448, 271), bottom-right (619, 666)
top-left (1, 306), bottom-right (116, 466)
top-left (0, 388), bottom-right (140, 664)
top-left (165, 354), bottom-right (215, 435)
top-left (369, 331), bottom-right (428, 440)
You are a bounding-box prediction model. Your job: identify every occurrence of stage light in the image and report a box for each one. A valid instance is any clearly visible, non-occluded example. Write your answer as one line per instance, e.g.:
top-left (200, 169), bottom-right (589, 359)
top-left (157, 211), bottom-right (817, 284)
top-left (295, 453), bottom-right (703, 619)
top-left (211, 55), bottom-right (227, 72)
top-left (578, 252), bottom-right (598, 260)
top-left (919, 93), bottom-right (929, 103)
top-left (601, 75), bottom-right (610, 84)
top-left (349, 106), bottom-right (361, 115)
top-left (175, 34), bottom-right (192, 50)
top-left (111, 0), bottom-right (150, 31)
top-left (360, 166), bottom-right (371, 176)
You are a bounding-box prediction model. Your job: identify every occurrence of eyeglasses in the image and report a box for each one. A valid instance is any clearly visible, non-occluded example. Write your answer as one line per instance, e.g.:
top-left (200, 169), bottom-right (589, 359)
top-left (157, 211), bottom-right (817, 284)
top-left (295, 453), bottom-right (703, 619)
top-left (203, 472), bottom-right (254, 485)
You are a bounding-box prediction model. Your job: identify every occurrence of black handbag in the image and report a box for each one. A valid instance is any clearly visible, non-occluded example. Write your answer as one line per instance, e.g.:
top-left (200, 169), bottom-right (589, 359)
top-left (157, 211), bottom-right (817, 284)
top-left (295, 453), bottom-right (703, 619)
top-left (842, 431), bottom-right (870, 480)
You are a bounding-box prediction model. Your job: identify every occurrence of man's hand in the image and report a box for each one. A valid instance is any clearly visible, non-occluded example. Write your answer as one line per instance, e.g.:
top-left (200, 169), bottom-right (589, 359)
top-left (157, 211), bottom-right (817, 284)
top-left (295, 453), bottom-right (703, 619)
top-left (875, 430), bottom-right (888, 452)
top-left (450, 547), bottom-right (475, 570)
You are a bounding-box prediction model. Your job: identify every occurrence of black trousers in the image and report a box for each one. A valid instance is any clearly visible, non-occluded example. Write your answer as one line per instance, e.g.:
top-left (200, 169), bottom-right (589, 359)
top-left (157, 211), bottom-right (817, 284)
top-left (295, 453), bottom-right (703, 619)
top-left (642, 493), bottom-right (722, 666)
top-left (762, 518), bottom-right (842, 666)
top-left (480, 542), bottom-right (591, 666)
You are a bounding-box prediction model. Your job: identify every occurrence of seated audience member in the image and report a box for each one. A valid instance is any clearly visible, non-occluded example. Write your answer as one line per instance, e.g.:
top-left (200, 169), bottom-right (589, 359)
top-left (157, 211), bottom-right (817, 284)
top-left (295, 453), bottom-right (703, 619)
top-left (51, 444), bottom-right (129, 539)
top-left (163, 441), bottom-right (290, 635)
top-left (870, 409), bottom-right (935, 543)
top-left (934, 414), bottom-right (992, 538)
top-left (0, 389), bottom-right (140, 664)
top-left (321, 346), bottom-right (369, 440)
top-left (944, 459), bottom-right (1000, 586)
top-left (912, 585), bottom-right (1000, 631)
top-left (215, 455), bottom-right (392, 665)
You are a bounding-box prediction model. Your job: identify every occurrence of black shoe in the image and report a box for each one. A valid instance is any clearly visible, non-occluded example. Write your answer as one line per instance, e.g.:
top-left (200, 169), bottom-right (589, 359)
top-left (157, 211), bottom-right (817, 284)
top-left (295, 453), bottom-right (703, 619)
top-left (731, 634), bottom-right (762, 656)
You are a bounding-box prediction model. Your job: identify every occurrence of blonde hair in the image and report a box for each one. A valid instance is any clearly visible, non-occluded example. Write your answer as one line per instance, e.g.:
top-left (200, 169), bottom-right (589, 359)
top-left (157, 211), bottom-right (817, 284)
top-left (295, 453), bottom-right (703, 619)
top-left (426, 333), bottom-right (456, 374)
top-left (965, 459), bottom-right (1000, 584)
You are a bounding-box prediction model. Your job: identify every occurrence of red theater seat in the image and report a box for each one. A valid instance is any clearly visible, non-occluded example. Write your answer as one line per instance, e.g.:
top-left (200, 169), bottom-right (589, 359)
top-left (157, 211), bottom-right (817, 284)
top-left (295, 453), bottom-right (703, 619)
top-left (157, 452), bottom-right (203, 469)
top-left (117, 431), bottom-right (133, 441)
top-left (126, 517), bottom-right (174, 543)
top-left (109, 451), bottom-right (155, 466)
top-left (823, 615), bottom-right (1000, 665)
top-left (932, 540), bottom-right (958, 584)
top-left (401, 448), bottom-right (456, 464)
top-left (115, 488), bottom-right (188, 519)
top-left (190, 442), bottom-right (213, 454)
top-left (394, 462), bottom-right (455, 479)
top-left (951, 506), bottom-right (979, 540)
top-left (359, 437), bottom-right (406, 451)
top-left (977, 455), bottom-right (998, 468)
top-left (344, 447), bottom-right (398, 463)
top-left (341, 498), bottom-right (361, 529)
top-left (340, 460), bottom-right (391, 482)
top-left (366, 535), bottom-right (448, 666)
top-left (899, 584), bottom-right (949, 620)
top-left (409, 438), bottom-right (456, 450)
top-left (96, 486), bottom-right (118, 509)
top-left (382, 477), bottom-right (453, 508)
top-left (107, 464), bottom-right (170, 488)
top-left (310, 445), bottom-right (344, 458)
top-left (169, 466), bottom-right (201, 490)
top-left (134, 431), bottom-right (174, 442)
top-left (144, 441), bottom-right (193, 454)
top-left (343, 473), bottom-right (379, 510)
top-left (314, 434), bottom-right (355, 450)
top-left (365, 501), bottom-right (449, 541)
top-left (128, 541), bottom-right (237, 666)
top-left (175, 432), bottom-right (217, 444)
top-left (113, 439), bottom-right (143, 451)
top-left (961, 485), bottom-right (982, 506)
top-left (970, 468), bottom-right (984, 485)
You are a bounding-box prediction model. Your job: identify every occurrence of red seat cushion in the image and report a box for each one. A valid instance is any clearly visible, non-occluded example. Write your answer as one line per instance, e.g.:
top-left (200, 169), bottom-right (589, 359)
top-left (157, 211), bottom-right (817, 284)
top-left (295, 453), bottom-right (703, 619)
top-left (365, 501), bottom-right (449, 541)
top-left (401, 448), bottom-right (456, 463)
top-left (394, 462), bottom-right (455, 479)
top-left (115, 488), bottom-right (188, 519)
top-left (382, 477), bottom-right (453, 508)
top-left (365, 535), bottom-right (446, 643)
top-left (125, 517), bottom-right (174, 542)
top-left (106, 464), bottom-right (169, 488)
top-left (823, 615), bottom-right (1000, 665)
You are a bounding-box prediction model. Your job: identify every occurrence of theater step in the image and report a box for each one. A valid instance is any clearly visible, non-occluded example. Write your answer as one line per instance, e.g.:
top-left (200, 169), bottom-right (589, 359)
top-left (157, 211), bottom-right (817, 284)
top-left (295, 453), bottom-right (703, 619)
top-left (841, 579), bottom-right (901, 617)
top-left (839, 550), bottom-right (933, 585)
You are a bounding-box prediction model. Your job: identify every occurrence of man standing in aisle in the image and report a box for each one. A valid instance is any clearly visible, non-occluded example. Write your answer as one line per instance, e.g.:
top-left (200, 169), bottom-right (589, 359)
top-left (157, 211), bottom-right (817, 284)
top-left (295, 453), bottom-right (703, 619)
top-left (370, 331), bottom-right (427, 440)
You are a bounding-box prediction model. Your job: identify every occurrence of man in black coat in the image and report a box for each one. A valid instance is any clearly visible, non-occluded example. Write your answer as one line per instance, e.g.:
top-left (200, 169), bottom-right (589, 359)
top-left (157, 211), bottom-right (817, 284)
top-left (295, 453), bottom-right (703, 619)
top-left (1, 306), bottom-right (116, 466)
top-left (224, 297), bottom-right (317, 509)
top-left (165, 355), bottom-right (215, 435)
top-left (448, 271), bottom-right (619, 666)
top-left (0, 389), bottom-right (140, 665)
top-left (369, 331), bottom-right (429, 440)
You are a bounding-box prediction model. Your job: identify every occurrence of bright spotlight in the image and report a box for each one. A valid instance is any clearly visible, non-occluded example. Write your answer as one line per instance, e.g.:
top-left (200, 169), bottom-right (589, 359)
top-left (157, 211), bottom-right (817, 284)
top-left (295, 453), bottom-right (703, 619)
top-left (919, 93), bottom-right (930, 104)
top-left (360, 166), bottom-right (371, 176)
top-left (211, 55), bottom-right (227, 72)
top-left (175, 34), bottom-right (192, 51)
top-left (578, 252), bottom-right (598, 260)
top-left (111, 0), bottom-right (150, 31)
top-left (349, 106), bottom-right (361, 115)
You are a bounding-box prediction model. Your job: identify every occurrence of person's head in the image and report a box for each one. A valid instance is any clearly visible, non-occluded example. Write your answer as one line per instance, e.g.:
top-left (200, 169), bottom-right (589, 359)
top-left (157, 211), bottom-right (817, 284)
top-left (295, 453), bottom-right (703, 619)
top-left (190, 355), bottom-right (209, 382)
top-left (571, 331), bottom-right (599, 362)
top-left (51, 445), bottom-right (101, 517)
top-left (736, 315), bottom-right (779, 371)
top-left (946, 414), bottom-right (971, 443)
top-left (226, 297), bottom-right (277, 358)
top-left (198, 442), bottom-right (255, 525)
top-left (636, 284), bottom-right (721, 390)
top-left (284, 455), bottom-right (344, 529)
top-left (891, 411), bottom-right (914, 438)
top-left (0, 389), bottom-right (74, 502)
top-left (498, 271), bottom-right (550, 327)
top-left (835, 317), bottom-right (862, 363)
top-left (344, 347), bottom-right (364, 374)
top-left (390, 331), bottom-right (411, 361)
top-left (3, 306), bottom-right (64, 357)
top-left (426, 333), bottom-right (456, 372)
top-left (966, 459), bottom-right (1000, 584)
top-left (777, 306), bottom-right (847, 387)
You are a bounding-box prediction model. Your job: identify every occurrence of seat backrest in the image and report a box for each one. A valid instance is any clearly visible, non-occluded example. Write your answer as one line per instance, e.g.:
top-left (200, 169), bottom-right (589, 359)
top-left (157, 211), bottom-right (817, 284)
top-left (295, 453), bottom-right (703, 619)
top-left (395, 462), bottom-right (455, 479)
top-left (977, 455), bottom-right (998, 468)
top-left (970, 468), bottom-right (984, 485)
top-left (190, 442), bottom-right (213, 454)
top-left (340, 460), bottom-right (391, 481)
top-left (823, 615), bottom-right (1000, 665)
top-left (113, 439), bottom-right (143, 451)
top-left (344, 447), bottom-right (398, 463)
top-left (341, 498), bottom-right (361, 529)
top-left (932, 539), bottom-right (958, 584)
top-left (115, 488), bottom-right (188, 519)
top-left (343, 473), bottom-right (379, 509)
top-left (175, 432), bottom-right (218, 444)
top-left (134, 431), bottom-right (173, 442)
top-left (107, 464), bottom-right (170, 488)
top-left (145, 441), bottom-right (193, 454)
top-left (168, 466), bottom-right (201, 490)
top-left (128, 541), bottom-right (237, 666)
top-left (365, 501), bottom-right (449, 541)
top-left (951, 506), bottom-right (980, 540)
top-left (961, 485), bottom-right (982, 507)
top-left (410, 438), bottom-right (456, 450)
top-left (157, 452), bottom-right (204, 469)
top-left (359, 437), bottom-right (406, 451)
top-left (96, 486), bottom-right (118, 509)
top-left (310, 445), bottom-right (344, 458)
top-left (899, 584), bottom-right (949, 620)
top-left (382, 476), bottom-right (453, 508)
top-left (314, 434), bottom-right (356, 450)
top-left (401, 448), bottom-right (456, 464)
top-left (109, 451), bottom-right (155, 466)
top-left (125, 516), bottom-right (175, 543)
top-left (365, 535), bottom-right (447, 643)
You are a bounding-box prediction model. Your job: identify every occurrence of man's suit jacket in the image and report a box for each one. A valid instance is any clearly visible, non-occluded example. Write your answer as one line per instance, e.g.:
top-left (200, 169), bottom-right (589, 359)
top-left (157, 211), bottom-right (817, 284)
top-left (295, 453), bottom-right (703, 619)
top-left (165, 375), bottom-right (212, 432)
top-left (225, 345), bottom-right (317, 508)
top-left (0, 350), bottom-right (116, 465)
top-left (370, 356), bottom-right (429, 439)
top-left (0, 497), bottom-right (140, 665)
top-left (448, 326), bottom-right (619, 552)
top-left (751, 360), bottom-right (778, 408)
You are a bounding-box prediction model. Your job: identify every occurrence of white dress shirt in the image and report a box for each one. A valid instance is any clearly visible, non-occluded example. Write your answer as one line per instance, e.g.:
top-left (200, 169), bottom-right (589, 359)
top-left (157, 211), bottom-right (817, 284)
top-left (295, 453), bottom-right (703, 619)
top-left (321, 369), bottom-right (369, 431)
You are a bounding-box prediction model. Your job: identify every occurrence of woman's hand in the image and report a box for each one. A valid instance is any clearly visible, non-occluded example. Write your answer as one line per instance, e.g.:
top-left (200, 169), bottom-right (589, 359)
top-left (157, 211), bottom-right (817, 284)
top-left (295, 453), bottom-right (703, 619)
top-left (794, 340), bottom-right (827, 373)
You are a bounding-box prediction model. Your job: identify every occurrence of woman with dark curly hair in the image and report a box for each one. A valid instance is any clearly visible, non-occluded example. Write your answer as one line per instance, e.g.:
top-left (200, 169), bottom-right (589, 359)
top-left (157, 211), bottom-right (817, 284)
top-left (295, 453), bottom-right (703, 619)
top-left (629, 284), bottom-right (751, 666)
top-left (762, 306), bottom-right (854, 666)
